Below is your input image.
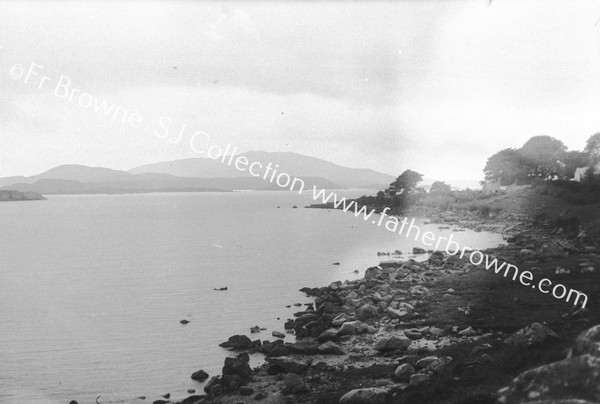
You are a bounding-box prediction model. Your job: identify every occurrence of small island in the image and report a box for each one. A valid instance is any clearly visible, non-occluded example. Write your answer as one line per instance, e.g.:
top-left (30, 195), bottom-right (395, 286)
top-left (0, 190), bottom-right (46, 202)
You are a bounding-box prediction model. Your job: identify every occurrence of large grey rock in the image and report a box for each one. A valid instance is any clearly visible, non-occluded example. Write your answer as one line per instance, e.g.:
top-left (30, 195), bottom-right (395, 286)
top-left (504, 323), bottom-right (558, 348)
top-left (374, 336), bottom-right (411, 352)
top-left (497, 354), bottom-right (600, 403)
top-left (339, 387), bottom-right (388, 404)
top-left (338, 321), bottom-right (361, 336)
top-left (575, 324), bottom-right (600, 357)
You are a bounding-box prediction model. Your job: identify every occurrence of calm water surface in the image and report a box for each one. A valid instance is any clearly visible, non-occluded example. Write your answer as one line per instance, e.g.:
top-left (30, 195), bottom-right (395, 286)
top-left (0, 191), bottom-right (504, 403)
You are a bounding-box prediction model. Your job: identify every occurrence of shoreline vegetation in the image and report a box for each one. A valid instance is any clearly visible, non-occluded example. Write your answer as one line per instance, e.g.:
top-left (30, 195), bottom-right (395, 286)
top-left (0, 190), bottom-right (45, 201)
top-left (123, 135), bottom-right (600, 404)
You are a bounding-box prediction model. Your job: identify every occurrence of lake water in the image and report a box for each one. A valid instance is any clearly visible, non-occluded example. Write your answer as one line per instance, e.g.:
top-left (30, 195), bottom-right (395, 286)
top-left (0, 191), bottom-right (504, 404)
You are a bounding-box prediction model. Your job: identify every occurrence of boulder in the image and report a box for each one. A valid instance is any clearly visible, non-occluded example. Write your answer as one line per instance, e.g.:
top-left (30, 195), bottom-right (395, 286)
top-left (394, 363), bottom-right (415, 380)
top-left (191, 369), bottom-right (209, 381)
top-left (356, 304), bottom-right (379, 321)
top-left (574, 324), bottom-right (600, 357)
top-left (339, 387), bottom-right (388, 404)
top-left (412, 247), bottom-right (427, 254)
top-left (180, 396), bottom-right (204, 404)
top-left (364, 267), bottom-right (382, 280)
top-left (497, 354), bottom-right (600, 403)
top-left (317, 328), bottom-right (339, 342)
top-left (356, 323), bottom-right (377, 334)
top-left (374, 336), bottom-right (411, 352)
top-left (338, 321), bottom-right (361, 336)
top-left (505, 323), bottom-right (558, 348)
top-left (218, 335), bottom-right (253, 350)
top-left (222, 352), bottom-right (252, 379)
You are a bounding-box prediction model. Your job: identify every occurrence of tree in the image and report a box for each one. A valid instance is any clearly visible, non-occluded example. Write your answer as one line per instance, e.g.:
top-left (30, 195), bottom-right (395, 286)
top-left (562, 150), bottom-right (590, 179)
top-left (519, 136), bottom-right (567, 179)
top-left (388, 170), bottom-right (423, 194)
top-left (430, 181), bottom-right (451, 194)
top-left (584, 133), bottom-right (600, 164)
top-left (483, 148), bottom-right (528, 185)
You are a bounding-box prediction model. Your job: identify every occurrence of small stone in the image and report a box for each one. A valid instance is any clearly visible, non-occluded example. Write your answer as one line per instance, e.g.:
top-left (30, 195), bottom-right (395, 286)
top-left (272, 331), bottom-right (285, 339)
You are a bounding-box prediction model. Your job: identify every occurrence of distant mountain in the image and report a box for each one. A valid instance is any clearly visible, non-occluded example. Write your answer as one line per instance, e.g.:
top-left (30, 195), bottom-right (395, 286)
top-left (0, 163), bottom-right (344, 195)
top-left (129, 151), bottom-right (395, 189)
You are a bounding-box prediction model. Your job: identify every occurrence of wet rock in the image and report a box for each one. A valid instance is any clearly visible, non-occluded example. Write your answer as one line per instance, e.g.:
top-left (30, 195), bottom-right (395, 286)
top-left (364, 266), bottom-right (382, 280)
top-left (497, 354), bottom-right (600, 403)
top-left (394, 363), bottom-right (415, 380)
top-left (272, 331), bottom-right (285, 339)
top-left (374, 336), bottom-right (411, 352)
top-left (318, 341), bottom-right (346, 355)
top-left (191, 369), bottom-right (209, 381)
top-left (574, 324), bottom-right (600, 357)
top-left (218, 335), bottom-right (253, 350)
top-left (180, 319), bottom-right (190, 324)
top-left (339, 387), bottom-right (388, 404)
top-left (265, 356), bottom-right (309, 374)
top-left (181, 396), bottom-right (204, 404)
top-left (222, 352), bottom-right (252, 379)
top-left (505, 323), bottom-right (558, 348)
top-left (412, 247), bottom-right (427, 254)
top-left (284, 319), bottom-right (295, 330)
top-left (250, 325), bottom-right (261, 333)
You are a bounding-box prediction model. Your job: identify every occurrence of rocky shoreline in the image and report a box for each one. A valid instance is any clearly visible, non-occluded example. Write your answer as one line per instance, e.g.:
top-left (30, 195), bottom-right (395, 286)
top-left (130, 205), bottom-right (600, 404)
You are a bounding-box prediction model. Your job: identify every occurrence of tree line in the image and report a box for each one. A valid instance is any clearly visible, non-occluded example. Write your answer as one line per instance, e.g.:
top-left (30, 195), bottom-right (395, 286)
top-left (483, 133), bottom-right (600, 185)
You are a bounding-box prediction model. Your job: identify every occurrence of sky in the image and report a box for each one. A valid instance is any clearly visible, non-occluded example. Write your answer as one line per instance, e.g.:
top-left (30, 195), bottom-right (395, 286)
top-left (1, 0), bottom-right (600, 184)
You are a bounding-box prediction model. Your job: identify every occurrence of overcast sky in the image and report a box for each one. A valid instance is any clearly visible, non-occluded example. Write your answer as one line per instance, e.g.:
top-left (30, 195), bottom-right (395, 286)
top-left (1, 0), bottom-right (599, 183)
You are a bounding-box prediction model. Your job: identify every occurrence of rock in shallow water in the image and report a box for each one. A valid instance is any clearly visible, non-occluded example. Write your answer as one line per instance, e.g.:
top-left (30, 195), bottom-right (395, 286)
top-left (191, 369), bottom-right (209, 381)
